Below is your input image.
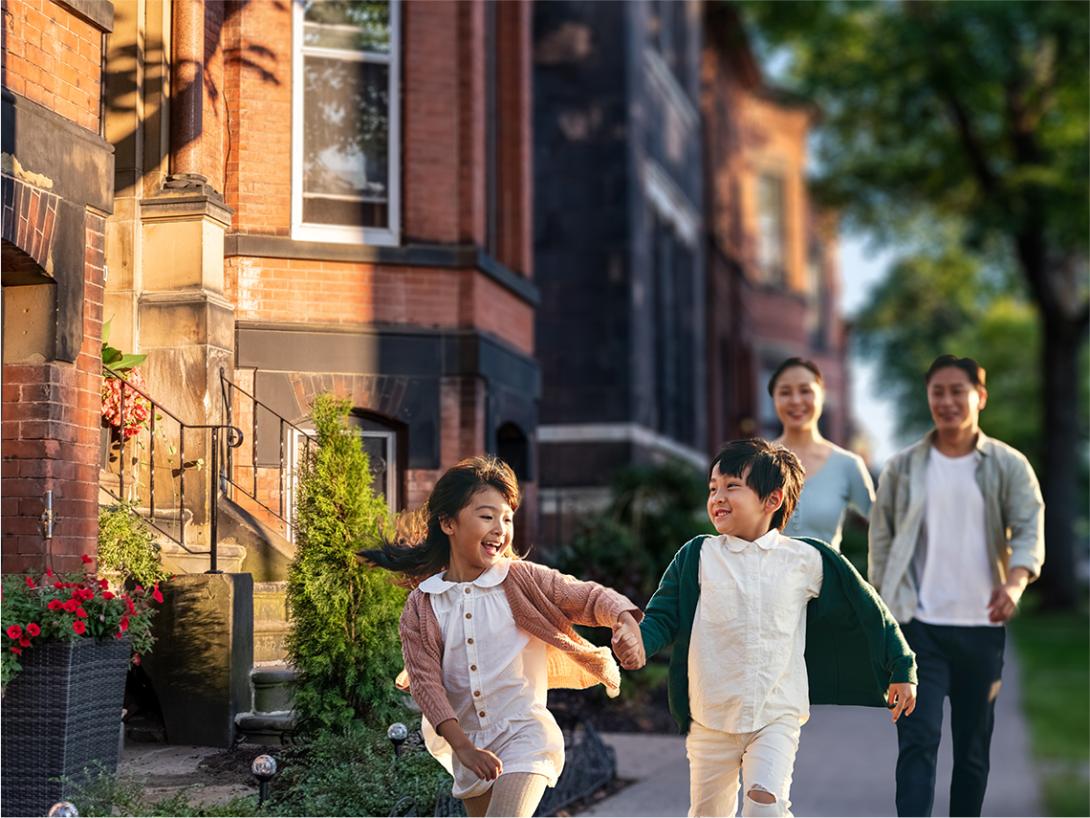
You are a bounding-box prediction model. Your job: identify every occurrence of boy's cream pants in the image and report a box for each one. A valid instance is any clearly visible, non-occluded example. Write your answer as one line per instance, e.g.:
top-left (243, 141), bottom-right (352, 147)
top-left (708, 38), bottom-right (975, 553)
top-left (686, 716), bottom-right (802, 817)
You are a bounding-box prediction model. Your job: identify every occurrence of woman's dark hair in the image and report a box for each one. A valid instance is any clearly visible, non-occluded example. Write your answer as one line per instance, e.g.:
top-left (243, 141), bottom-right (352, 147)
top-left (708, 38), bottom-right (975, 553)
top-left (924, 354), bottom-right (986, 388)
top-left (708, 438), bottom-right (805, 531)
top-left (359, 455), bottom-right (521, 582)
top-left (767, 357), bottom-right (824, 397)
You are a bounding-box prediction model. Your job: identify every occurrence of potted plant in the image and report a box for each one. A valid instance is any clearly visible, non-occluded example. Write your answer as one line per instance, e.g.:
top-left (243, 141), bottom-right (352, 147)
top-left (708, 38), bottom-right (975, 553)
top-left (0, 556), bottom-right (162, 816)
top-left (100, 319), bottom-right (150, 479)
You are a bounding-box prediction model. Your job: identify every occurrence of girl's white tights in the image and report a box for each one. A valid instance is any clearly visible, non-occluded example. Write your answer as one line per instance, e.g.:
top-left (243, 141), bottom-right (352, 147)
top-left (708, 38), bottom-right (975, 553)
top-left (462, 772), bottom-right (549, 817)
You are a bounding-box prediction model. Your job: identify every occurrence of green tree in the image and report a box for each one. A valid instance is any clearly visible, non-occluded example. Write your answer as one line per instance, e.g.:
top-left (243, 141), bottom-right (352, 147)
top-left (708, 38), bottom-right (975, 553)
top-left (741, 0), bottom-right (1089, 606)
top-left (286, 393), bottom-right (406, 729)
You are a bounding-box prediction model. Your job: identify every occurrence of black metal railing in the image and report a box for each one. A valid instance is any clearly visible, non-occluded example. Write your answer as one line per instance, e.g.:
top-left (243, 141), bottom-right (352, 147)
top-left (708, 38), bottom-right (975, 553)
top-left (101, 364), bottom-right (243, 572)
top-left (219, 368), bottom-right (313, 539)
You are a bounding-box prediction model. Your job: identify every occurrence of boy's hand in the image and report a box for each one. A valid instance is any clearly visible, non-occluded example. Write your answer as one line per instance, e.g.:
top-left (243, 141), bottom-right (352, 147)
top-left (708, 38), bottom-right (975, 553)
top-left (887, 683), bottom-right (917, 723)
top-left (453, 743), bottom-right (503, 781)
top-left (612, 610), bottom-right (646, 670)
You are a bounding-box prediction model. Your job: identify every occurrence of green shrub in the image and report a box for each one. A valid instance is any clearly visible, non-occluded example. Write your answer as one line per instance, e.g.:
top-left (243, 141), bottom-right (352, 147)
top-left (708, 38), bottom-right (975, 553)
top-left (552, 462), bottom-right (714, 606)
top-left (63, 764), bottom-right (259, 817)
top-left (286, 393), bottom-right (407, 729)
top-left (267, 718), bottom-right (447, 817)
top-left (97, 503), bottom-right (170, 586)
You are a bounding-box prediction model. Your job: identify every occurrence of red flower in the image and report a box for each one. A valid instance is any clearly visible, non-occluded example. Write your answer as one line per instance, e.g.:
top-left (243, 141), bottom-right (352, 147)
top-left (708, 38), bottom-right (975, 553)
top-left (80, 554), bottom-right (93, 565)
top-left (102, 591), bottom-right (115, 600)
top-left (118, 616), bottom-right (129, 633)
top-left (78, 588), bottom-right (94, 601)
top-left (98, 579), bottom-right (110, 590)
top-left (24, 575), bottom-right (36, 589)
top-left (26, 623), bottom-right (40, 637)
top-left (47, 599), bottom-right (63, 611)
top-left (10, 646), bottom-right (22, 656)
top-left (62, 599), bottom-right (79, 613)
top-left (5, 625), bottom-right (23, 640)
top-left (45, 567), bottom-right (54, 578)
top-left (72, 620), bottom-right (86, 635)
top-left (125, 597), bottom-right (136, 615)
top-left (131, 654), bottom-right (141, 666)
top-left (53, 582), bottom-right (65, 590)
top-left (75, 607), bottom-right (88, 619)
top-left (18, 638), bottom-right (30, 648)
top-left (114, 631), bottom-right (124, 639)
top-left (152, 584), bottom-right (164, 604)
top-left (134, 585), bottom-right (144, 594)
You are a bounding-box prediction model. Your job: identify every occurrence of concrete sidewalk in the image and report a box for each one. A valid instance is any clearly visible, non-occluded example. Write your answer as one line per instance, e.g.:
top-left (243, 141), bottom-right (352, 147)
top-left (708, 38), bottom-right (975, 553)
top-left (579, 647), bottom-right (1040, 817)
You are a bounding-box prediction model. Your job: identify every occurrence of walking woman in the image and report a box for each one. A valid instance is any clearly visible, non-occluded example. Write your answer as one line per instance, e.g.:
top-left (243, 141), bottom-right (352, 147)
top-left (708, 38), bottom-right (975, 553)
top-left (768, 357), bottom-right (875, 551)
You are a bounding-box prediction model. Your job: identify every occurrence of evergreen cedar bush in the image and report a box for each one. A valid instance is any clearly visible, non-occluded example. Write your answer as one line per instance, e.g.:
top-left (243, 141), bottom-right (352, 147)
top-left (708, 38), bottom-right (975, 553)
top-left (552, 461), bottom-right (714, 608)
top-left (97, 503), bottom-right (170, 587)
top-left (286, 393), bottom-right (408, 729)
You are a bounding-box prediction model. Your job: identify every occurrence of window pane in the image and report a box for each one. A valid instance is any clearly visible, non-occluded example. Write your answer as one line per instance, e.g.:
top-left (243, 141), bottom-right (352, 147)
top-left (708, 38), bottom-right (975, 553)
top-left (757, 173), bottom-right (786, 283)
top-left (303, 55), bottom-right (389, 227)
top-left (304, 0), bottom-right (390, 53)
top-left (361, 434), bottom-right (390, 502)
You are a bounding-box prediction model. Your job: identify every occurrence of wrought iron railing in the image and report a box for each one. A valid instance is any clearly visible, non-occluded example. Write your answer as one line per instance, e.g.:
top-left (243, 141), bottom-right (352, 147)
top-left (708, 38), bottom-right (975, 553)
top-left (101, 364), bottom-right (243, 572)
top-left (219, 368), bottom-right (313, 539)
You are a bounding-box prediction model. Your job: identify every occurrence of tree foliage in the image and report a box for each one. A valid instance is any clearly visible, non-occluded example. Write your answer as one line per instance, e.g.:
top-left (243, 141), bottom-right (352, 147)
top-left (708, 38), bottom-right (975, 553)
top-left (286, 393), bottom-right (406, 730)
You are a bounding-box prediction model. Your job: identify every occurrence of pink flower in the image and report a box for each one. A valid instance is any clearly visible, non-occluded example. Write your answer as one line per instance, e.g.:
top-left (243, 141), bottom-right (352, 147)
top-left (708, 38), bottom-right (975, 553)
top-left (72, 620), bottom-right (86, 635)
top-left (26, 623), bottom-right (40, 637)
top-left (131, 654), bottom-right (141, 666)
top-left (5, 625), bottom-right (23, 640)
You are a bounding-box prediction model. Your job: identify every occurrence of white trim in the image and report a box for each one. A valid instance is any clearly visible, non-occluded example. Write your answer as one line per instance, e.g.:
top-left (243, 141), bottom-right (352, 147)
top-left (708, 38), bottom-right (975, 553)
top-left (536, 422), bottom-right (707, 469)
top-left (291, 0), bottom-right (401, 246)
top-left (538, 487), bottom-right (614, 516)
top-left (642, 46), bottom-right (698, 130)
top-left (641, 157), bottom-right (700, 245)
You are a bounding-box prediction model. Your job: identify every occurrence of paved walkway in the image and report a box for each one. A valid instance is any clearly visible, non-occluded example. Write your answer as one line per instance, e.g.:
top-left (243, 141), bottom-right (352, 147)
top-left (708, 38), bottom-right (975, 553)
top-left (580, 647), bottom-right (1040, 817)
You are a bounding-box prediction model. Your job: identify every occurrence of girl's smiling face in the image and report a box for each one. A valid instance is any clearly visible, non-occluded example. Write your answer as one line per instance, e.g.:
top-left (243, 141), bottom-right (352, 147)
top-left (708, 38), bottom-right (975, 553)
top-left (441, 486), bottom-right (515, 582)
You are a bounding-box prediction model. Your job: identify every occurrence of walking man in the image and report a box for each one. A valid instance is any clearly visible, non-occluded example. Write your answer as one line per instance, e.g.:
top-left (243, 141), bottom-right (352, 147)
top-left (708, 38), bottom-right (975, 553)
top-left (868, 354), bottom-right (1045, 817)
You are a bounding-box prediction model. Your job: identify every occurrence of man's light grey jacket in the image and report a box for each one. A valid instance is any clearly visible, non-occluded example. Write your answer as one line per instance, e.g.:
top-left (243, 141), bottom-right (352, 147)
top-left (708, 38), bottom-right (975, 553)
top-left (868, 430), bottom-right (1045, 624)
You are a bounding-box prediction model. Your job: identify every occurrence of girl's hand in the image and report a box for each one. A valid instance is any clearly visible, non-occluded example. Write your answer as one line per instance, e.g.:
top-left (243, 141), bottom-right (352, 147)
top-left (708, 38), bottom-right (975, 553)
top-left (454, 744), bottom-right (503, 781)
top-left (612, 611), bottom-right (646, 670)
top-left (887, 682), bottom-right (917, 723)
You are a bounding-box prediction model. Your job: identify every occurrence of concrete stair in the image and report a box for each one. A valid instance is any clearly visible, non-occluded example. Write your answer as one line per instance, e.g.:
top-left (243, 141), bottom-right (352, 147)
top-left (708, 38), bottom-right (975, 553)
top-left (235, 664), bottom-right (298, 745)
top-left (254, 581), bottom-right (291, 664)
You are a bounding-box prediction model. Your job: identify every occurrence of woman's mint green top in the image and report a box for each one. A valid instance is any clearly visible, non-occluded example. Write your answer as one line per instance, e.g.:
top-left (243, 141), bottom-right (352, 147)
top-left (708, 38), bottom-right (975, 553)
top-left (783, 446), bottom-right (875, 551)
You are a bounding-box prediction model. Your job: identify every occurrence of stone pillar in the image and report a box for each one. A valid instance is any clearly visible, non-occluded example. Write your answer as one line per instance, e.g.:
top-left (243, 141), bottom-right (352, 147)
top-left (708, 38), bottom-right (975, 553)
top-left (170, 0), bottom-right (205, 182)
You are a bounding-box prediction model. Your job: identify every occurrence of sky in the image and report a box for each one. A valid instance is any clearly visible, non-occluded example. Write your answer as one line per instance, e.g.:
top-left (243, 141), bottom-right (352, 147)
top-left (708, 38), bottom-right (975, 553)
top-left (838, 235), bottom-right (903, 465)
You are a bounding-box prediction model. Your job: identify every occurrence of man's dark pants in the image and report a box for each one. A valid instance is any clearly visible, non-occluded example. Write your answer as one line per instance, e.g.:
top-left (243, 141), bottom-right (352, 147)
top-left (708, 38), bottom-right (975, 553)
top-left (895, 619), bottom-right (1006, 817)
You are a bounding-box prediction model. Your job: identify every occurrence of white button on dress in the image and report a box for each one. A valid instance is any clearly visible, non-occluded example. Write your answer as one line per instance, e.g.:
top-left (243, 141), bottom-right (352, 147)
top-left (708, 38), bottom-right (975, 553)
top-left (418, 560), bottom-right (565, 799)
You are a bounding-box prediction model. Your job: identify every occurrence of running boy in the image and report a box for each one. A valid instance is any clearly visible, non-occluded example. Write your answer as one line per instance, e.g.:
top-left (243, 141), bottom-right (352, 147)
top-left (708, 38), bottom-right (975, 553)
top-left (617, 439), bottom-right (917, 817)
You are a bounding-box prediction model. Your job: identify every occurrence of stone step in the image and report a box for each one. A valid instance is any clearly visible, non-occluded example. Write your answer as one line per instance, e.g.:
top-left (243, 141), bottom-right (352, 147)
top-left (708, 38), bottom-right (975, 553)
top-left (253, 581), bottom-right (289, 622)
top-left (254, 621), bottom-right (290, 664)
top-left (234, 711), bottom-right (297, 747)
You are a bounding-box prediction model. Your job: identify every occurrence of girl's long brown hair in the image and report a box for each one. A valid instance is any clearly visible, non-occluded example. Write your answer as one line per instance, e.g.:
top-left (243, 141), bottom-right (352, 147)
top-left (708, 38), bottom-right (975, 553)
top-left (359, 455), bottom-right (522, 583)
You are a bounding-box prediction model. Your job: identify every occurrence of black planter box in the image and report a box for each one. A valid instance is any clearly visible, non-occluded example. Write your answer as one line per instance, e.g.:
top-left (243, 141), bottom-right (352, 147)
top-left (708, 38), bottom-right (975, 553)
top-left (1, 638), bottom-right (130, 816)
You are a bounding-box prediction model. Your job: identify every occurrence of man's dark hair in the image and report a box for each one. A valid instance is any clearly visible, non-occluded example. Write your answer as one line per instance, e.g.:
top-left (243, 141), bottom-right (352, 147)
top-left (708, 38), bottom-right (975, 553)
top-left (767, 357), bottom-right (824, 397)
top-left (708, 438), bottom-right (805, 531)
top-left (924, 354), bottom-right (987, 388)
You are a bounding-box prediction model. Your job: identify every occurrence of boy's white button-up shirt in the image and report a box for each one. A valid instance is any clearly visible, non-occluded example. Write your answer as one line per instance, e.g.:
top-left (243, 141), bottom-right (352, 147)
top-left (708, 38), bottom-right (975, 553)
top-left (689, 529), bottom-right (824, 733)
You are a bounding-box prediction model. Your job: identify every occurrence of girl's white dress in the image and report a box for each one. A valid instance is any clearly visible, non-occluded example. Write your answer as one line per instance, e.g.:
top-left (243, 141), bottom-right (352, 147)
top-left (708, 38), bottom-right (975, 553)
top-left (418, 559), bottom-right (565, 798)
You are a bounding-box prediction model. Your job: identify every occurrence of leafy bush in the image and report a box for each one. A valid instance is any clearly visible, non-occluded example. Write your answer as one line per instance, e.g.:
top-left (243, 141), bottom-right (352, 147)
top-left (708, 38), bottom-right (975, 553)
top-left (267, 717), bottom-right (447, 817)
top-left (552, 461), bottom-right (714, 607)
top-left (97, 503), bottom-right (170, 587)
top-left (286, 393), bottom-right (408, 729)
top-left (67, 767), bottom-right (259, 817)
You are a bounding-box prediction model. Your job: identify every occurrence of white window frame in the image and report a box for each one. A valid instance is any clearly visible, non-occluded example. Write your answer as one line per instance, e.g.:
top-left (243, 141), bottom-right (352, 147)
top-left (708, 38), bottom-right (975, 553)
top-left (756, 170), bottom-right (788, 285)
top-left (285, 427), bottom-right (399, 541)
top-left (291, 0), bottom-right (401, 246)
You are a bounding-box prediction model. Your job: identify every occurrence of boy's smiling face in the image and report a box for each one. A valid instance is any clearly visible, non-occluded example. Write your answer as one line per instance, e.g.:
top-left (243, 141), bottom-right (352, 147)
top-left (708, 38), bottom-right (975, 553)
top-left (706, 463), bottom-right (782, 541)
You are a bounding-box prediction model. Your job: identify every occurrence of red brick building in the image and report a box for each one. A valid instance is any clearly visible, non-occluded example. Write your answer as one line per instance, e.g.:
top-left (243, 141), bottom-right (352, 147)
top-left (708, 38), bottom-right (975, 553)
top-left (3, 0), bottom-right (539, 574)
top-left (2, 0), bottom-right (114, 573)
top-left (702, 3), bottom-right (851, 447)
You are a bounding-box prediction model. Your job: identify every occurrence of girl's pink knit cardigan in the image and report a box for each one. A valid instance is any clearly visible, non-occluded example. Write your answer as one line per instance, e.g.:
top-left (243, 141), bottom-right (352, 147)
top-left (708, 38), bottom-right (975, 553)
top-left (397, 560), bottom-right (642, 730)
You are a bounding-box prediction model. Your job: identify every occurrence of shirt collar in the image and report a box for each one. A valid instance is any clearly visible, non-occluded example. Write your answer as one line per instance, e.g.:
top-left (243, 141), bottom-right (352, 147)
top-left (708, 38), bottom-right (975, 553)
top-left (417, 559), bottom-right (511, 594)
top-left (721, 529), bottom-right (780, 553)
top-left (925, 428), bottom-right (992, 456)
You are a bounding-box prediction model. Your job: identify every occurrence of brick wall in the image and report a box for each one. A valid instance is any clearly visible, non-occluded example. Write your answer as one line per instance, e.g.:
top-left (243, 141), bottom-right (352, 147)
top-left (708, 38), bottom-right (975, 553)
top-left (1, 0), bottom-right (102, 133)
top-left (2, 214), bottom-right (106, 572)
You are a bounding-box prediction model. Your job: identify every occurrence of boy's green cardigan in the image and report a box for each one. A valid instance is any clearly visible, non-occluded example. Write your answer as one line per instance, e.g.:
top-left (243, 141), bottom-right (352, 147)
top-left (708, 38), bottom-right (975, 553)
top-left (639, 534), bottom-right (918, 735)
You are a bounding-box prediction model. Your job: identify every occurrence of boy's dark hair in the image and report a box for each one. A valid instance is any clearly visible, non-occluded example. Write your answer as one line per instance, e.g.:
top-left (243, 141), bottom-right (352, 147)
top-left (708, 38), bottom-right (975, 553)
top-left (709, 438), bottom-right (805, 531)
top-left (767, 357), bottom-right (824, 397)
top-left (924, 354), bottom-right (986, 388)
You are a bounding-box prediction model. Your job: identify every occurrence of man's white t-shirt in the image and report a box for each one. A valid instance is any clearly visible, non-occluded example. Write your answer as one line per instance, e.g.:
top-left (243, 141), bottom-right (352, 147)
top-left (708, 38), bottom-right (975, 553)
top-left (914, 447), bottom-right (998, 626)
